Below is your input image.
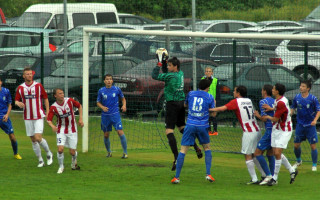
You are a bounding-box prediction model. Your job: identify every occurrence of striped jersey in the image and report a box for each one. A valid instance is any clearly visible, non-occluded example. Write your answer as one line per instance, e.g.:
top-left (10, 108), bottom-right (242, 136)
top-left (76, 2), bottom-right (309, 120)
top-left (225, 98), bottom-right (260, 133)
top-left (47, 98), bottom-right (80, 134)
top-left (273, 96), bottom-right (292, 132)
top-left (15, 81), bottom-right (48, 120)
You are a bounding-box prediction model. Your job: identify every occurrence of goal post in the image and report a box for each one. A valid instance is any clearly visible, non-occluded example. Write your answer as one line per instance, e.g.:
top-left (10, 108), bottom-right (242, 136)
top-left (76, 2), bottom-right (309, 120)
top-left (82, 28), bottom-right (320, 153)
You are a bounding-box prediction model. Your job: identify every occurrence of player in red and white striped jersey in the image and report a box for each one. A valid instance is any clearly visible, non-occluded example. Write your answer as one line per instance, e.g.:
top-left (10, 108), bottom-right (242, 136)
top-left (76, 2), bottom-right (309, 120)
top-left (211, 85), bottom-right (264, 184)
top-left (47, 88), bottom-right (84, 174)
top-left (264, 83), bottom-right (298, 186)
top-left (15, 67), bottom-right (53, 168)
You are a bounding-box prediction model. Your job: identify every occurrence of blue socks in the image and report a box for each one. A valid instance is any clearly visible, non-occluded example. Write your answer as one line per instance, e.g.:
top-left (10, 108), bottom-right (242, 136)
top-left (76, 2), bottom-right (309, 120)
top-left (294, 147), bottom-right (302, 162)
top-left (175, 152), bottom-right (185, 178)
top-left (312, 149), bottom-right (318, 166)
top-left (120, 134), bottom-right (127, 154)
top-left (256, 155), bottom-right (271, 176)
top-left (205, 150), bottom-right (212, 175)
top-left (11, 140), bottom-right (18, 155)
top-left (267, 155), bottom-right (275, 176)
top-left (104, 137), bottom-right (111, 153)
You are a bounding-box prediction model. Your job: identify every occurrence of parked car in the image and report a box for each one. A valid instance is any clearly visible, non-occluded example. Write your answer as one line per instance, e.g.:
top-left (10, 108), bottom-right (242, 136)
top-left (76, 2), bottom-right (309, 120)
top-left (15, 3), bottom-right (119, 30)
top-left (58, 37), bottom-right (132, 56)
top-left (183, 42), bottom-right (255, 65)
top-left (118, 13), bottom-right (156, 25)
top-left (0, 27), bottom-right (62, 54)
top-left (42, 56), bottom-right (142, 106)
top-left (238, 26), bottom-right (306, 33)
top-left (213, 63), bottom-right (302, 107)
top-left (111, 58), bottom-right (217, 113)
top-left (256, 20), bottom-right (303, 27)
top-left (275, 38), bottom-right (320, 81)
top-left (300, 19), bottom-right (320, 32)
top-left (124, 35), bottom-right (193, 60)
top-left (185, 20), bottom-right (257, 33)
top-left (0, 52), bottom-right (84, 99)
top-left (160, 18), bottom-right (202, 27)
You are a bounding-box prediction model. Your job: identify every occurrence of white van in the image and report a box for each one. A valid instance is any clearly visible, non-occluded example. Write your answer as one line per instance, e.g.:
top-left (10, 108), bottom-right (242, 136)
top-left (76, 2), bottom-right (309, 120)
top-left (15, 3), bottom-right (119, 30)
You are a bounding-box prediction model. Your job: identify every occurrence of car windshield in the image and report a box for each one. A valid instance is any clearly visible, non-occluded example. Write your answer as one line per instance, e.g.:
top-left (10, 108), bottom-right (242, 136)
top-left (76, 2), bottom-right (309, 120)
top-left (213, 65), bottom-right (243, 79)
top-left (16, 12), bottom-right (51, 28)
top-left (124, 60), bottom-right (154, 76)
top-left (1, 56), bottom-right (38, 70)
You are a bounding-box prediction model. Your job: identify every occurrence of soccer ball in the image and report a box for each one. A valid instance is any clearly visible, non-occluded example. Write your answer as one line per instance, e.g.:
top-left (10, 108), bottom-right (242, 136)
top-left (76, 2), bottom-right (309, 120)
top-left (156, 48), bottom-right (168, 61)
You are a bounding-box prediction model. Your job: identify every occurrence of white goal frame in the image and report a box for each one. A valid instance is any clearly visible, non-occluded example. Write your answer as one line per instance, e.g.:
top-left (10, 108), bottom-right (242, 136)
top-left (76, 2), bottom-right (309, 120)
top-left (81, 28), bottom-right (320, 152)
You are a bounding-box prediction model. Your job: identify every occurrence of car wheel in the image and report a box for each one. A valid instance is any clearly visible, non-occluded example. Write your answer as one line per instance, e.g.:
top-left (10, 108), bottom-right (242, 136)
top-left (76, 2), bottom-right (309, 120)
top-left (295, 68), bottom-right (318, 82)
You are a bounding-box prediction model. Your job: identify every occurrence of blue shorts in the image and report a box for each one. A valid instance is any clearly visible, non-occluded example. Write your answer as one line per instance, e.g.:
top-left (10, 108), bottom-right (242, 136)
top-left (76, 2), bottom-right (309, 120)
top-left (0, 118), bottom-right (14, 134)
top-left (257, 128), bottom-right (272, 151)
top-left (181, 125), bottom-right (210, 146)
top-left (294, 123), bottom-right (318, 144)
top-left (101, 113), bottom-right (123, 132)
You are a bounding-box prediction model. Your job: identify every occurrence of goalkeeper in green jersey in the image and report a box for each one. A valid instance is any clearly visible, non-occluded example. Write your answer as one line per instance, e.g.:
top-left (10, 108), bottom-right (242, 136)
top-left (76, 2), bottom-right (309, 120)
top-left (152, 54), bottom-right (202, 171)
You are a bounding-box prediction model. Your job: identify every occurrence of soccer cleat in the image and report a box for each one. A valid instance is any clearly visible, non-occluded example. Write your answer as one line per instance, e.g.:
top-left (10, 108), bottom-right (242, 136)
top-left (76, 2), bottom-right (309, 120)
top-left (37, 161), bottom-right (45, 168)
top-left (290, 169), bottom-right (298, 184)
top-left (57, 167), bottom-right (64, 174)
top-left (171, 177), bottom-right (180, 184)
top-left (312, 166), bottom-right (317, 171)
top-left (106, 152), bottom-right (112, 158)
top-left (196, 148), bottom-right (203, 159)
top-left (14, 154), bottom-right (22, 160)
top-left (267, 178), bottom-right (278, 186)
top-left (206, 175), bottom-right (215, 182)
top-left (208, 131), bottom-right (213, 135)
top-left (47, 154), bottom-right (53, 166)
top-left (72, 164), bottom-right (80, 170)
top-left (259, 176), bottom-right (272, 186)
top-left (247, 180), bottom-right (260, 185)
top-left (292, 160), bottom-right (302, 169)
top-left (121, 153), bottom-right (128, 159)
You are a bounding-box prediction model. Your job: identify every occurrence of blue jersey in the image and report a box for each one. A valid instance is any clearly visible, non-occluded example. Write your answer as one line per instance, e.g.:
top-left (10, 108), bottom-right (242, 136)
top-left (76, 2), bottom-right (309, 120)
top-left (97, 86), bottom-right (124, 116)
top-left (291, 93), bottom-right (320, 126)
top-left (185, 90), bottom-right (215, 127)
top-left (0, 87), bottom-right (12, 118)
top-left (259, 97), bottom-right (275, 129)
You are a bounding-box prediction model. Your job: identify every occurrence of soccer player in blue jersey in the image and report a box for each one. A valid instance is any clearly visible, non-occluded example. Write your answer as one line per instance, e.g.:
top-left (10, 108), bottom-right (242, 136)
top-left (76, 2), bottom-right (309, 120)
top-left (171, 79), bottom-right (215, 184)
top-left (0, 78), bottom-right (22, 159)
top-left (290, 80), bottom-right (320, 171)
top-left (253, 85), bottom-right (276, 185)
top-left (97, 74), bottom-right (128, 159)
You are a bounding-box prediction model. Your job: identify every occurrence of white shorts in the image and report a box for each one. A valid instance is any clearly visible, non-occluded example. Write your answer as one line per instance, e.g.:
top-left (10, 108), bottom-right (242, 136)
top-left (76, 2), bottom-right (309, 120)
top-left (241, 131), bottom-right (261, 155)
top-left (271, 128), bottom-right (292, 149)
top-left (24, 119), bottom-right (44, 136)
top-left (57, 132), bottom-right (78, 149)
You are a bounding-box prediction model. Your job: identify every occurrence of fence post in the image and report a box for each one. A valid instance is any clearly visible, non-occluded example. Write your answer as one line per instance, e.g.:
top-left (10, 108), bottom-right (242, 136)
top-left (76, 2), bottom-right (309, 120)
top-left (232, 40), bottom-right (237, 127)
top-left (304, 43), bottom-right (308, 80)
top-left (102, 35), bottom-right (105, 82)
top-left (40, 32), bottom-right (44, 84)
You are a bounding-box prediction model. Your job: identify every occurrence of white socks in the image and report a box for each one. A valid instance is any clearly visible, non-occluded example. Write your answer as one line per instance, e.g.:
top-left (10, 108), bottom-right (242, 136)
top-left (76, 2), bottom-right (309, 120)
top-left (273, 159), bottom-right (282, 181)
top-left (32, 142), bottom-right (43, 162)
top-left (39, 138), bottom-right (52, 156)
top-left (281, 154), bottom-right (295, 173)
top-left (246, 160), bottom-right (258, 182)
top-left (57, 152), bottom-right (64, 168)
top-left (72, 151), bottom-right (78, 166)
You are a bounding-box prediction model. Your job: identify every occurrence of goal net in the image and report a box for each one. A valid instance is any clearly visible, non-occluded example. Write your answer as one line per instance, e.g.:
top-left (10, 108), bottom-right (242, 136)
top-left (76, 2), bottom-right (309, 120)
top-left (82, 28), bottom-right (320, 163)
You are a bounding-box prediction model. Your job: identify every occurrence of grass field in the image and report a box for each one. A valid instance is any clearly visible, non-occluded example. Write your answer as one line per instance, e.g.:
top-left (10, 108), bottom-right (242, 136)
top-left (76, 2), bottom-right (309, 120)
top-left (0, 112), bottom-right (319, 199)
